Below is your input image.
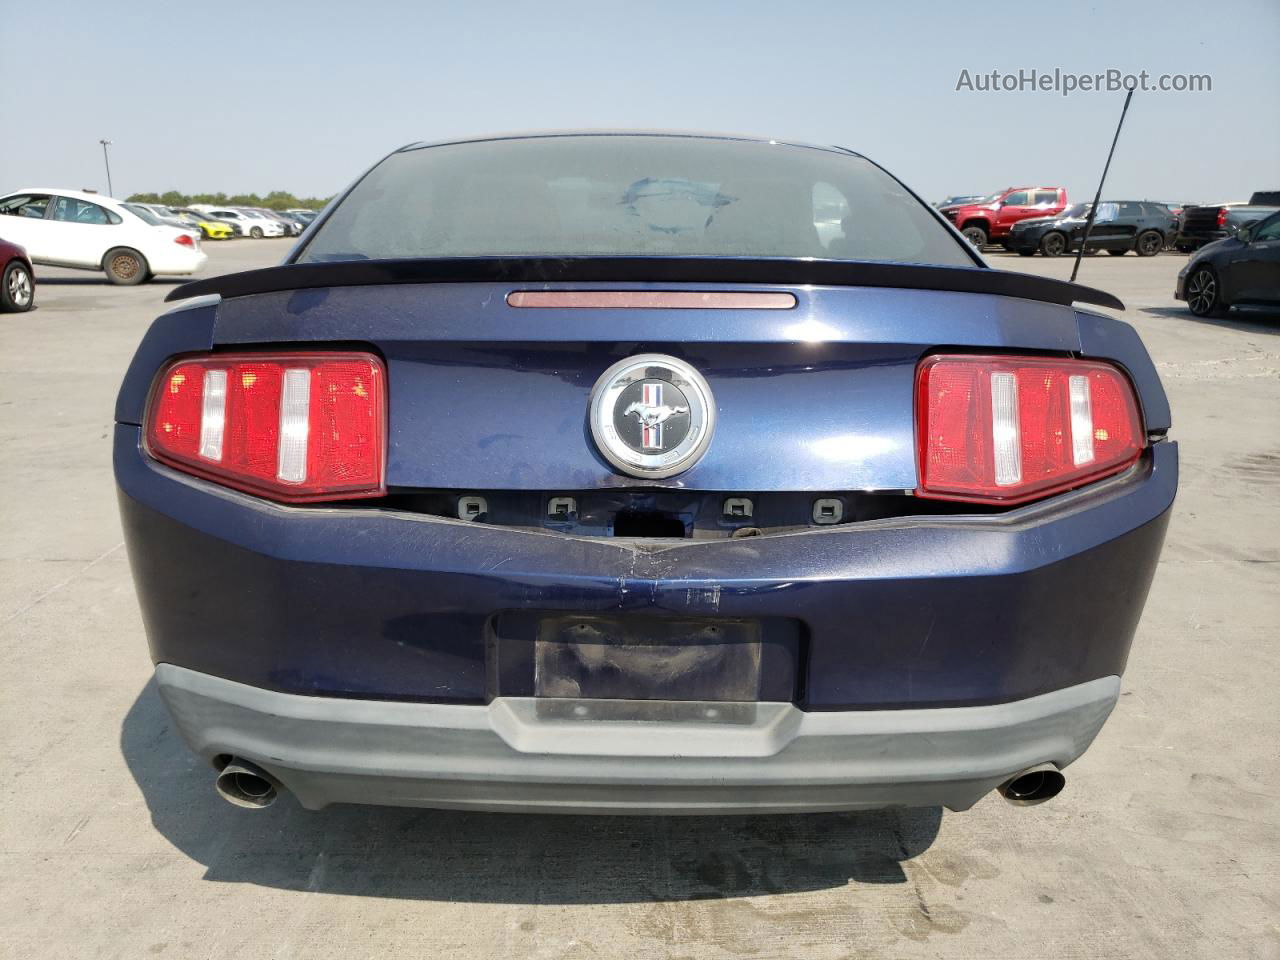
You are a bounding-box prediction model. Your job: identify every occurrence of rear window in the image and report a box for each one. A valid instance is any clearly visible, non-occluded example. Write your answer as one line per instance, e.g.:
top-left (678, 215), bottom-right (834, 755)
top-left (298, 135), bottom-right (973, 267)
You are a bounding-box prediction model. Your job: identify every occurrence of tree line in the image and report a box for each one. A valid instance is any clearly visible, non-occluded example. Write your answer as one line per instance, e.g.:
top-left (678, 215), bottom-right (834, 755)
top-left (124, 190), bottom-right (331, 210)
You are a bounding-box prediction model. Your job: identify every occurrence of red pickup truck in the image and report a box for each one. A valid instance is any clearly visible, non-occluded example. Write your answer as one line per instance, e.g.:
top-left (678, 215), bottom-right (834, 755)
top-left (941, 187), bottom-right (1069, 248)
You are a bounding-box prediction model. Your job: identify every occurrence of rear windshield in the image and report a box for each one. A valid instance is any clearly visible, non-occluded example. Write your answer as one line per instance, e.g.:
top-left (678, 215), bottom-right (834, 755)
top-left (298, 135), bottom-right (973, 267)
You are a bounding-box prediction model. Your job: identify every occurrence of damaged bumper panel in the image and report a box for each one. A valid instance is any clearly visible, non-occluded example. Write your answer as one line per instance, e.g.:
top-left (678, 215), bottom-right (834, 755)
top-left (117, 430), bottom-right (1176, 711)
top-left (157, 664), bottom-right (1120, 814)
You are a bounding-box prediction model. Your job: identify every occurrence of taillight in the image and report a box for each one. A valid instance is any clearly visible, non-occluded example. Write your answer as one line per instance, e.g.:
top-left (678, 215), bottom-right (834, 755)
top-left (175, 233), bottom-right (195, 247)
top-left (916, 354), bottom-right (1143, 504)
top-left (1216, 208), bottom-right (1228, 228)
top-left (145, 352), bottom-right (386, 502)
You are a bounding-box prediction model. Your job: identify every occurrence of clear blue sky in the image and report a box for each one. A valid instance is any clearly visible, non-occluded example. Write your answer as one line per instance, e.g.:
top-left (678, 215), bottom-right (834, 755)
top-left (2, 0), bottom-right (1276, 204)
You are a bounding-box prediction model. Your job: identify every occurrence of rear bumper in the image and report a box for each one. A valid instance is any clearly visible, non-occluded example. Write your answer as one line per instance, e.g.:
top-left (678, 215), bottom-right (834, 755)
top-left (1176, 231), bottom-right (1227, 248)
top-left (149, 249), bottom-right (208, 276)
top-left (116, 426), bottom-right (1176, 710)
top-left (1005, 233), bottom-right (1041, 252)
top-left (158, 663), bottom-right (1120, 813)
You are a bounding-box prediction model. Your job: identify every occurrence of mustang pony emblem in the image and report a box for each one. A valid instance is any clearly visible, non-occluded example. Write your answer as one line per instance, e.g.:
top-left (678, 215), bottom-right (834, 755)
top-left (589, 355), bottom-right (715, 478)
top-left (623, 383), bottom-right (688, 449)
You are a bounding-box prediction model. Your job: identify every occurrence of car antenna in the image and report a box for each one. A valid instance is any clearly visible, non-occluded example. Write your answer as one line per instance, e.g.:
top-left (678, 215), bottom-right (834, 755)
top-left (1071, 88), bottom-right (1134, 284)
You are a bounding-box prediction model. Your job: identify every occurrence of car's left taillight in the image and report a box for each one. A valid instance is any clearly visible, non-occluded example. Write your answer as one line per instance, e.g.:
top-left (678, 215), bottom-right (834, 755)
top-left (175, 233), bottom-right (195, 248)
top-left (145, 351), bottom-right (386, 502)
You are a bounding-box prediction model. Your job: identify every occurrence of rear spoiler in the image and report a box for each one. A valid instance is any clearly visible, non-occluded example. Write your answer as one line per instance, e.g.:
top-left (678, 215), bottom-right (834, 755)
top-left (166, 256), bottom-right (1124, 311)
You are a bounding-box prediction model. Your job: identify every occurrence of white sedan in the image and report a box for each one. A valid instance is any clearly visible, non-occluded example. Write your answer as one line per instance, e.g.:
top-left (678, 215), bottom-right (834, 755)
top-left (193, 207), bottom-right (285, 239)
top-left (0, 188), bottom-right (208, 285)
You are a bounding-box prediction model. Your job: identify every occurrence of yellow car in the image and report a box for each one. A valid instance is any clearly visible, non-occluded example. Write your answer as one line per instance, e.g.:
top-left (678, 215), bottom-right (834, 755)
top-left (176, 211), bottom-right (234, 240)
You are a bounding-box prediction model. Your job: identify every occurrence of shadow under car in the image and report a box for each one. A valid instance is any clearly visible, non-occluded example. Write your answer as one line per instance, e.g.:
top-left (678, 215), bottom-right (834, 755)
top-left (121, 677), bottom-right (943, 903)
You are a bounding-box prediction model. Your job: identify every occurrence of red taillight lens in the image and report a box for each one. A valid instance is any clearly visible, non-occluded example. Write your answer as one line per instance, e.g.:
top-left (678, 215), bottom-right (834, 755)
top-left (145, 352), bottom-right (386, 502)
top-left (175, 233), bottom-right (195, 247)
top-left (916, 354), bottom-right (1143, 504)
top-left (1216, 208), bottom-right (1228, 228)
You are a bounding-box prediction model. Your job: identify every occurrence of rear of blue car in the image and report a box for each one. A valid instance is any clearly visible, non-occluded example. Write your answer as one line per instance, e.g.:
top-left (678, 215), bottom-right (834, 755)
top-left (114, 134), bottom-right (1175, 814)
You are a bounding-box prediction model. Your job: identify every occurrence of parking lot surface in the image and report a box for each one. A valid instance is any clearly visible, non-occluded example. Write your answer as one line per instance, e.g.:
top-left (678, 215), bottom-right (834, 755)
top-left (2, 242), bottom-right (1277, 959)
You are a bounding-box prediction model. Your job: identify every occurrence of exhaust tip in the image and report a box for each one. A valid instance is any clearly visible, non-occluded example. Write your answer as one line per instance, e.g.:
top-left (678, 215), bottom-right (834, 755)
top-left (215, 759), bottom-right (279, 809)
top-left (997, 763), bottom-right (1066, 806)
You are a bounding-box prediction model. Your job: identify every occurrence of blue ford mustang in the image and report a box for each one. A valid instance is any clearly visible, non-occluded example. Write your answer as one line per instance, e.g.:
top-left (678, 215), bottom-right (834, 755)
top-left (114, 132), bottom-right (1176, 814)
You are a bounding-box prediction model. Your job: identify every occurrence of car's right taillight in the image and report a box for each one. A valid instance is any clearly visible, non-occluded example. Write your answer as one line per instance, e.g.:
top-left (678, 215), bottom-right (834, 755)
top-left (145, 351), bottom-right (386, 503)
top-left (916, 354), bottom-right (1144, 505)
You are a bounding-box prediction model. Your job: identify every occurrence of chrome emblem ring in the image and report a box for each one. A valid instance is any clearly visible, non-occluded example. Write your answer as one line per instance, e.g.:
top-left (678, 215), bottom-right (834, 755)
top-left (589, 354), bottom-right (715, 479)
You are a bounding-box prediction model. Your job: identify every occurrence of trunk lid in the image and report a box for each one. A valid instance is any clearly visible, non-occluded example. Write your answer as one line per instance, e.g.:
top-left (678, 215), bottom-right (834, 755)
top-left (213, 281), bottom-right (1081, 492)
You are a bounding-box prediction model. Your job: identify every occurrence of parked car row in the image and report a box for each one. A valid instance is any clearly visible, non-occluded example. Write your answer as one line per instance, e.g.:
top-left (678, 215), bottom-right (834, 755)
top-left (933, 185), bottom-right (1278, 315)
top-left (0, 188), bottom-right (209, 285)
top-left (128, 202), bottom-right (318, 239)
top-left (1006, 201), bottom-right (1178, 257)
top-left (122, 203), bottom-right (231, 241)
top-left (939, 186), bottom-right (1279, 261)
top-left (938, 187), bottom-right (1188, 257)
top-left (0, 188), bottom-right (324, 289)
top-left (938, 186), bottom-right (1069, 248)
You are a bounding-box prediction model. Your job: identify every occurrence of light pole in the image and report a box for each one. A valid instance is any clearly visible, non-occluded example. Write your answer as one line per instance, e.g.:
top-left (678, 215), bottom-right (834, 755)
top-left (99, 139), bottom-right (114, 197)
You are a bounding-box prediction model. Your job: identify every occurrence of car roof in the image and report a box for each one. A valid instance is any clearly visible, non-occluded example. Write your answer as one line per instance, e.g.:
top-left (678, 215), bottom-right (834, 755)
top-left (395, 130), bottom-right (866, 159)
top-left (11, 187), bottom-right (128, 209)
